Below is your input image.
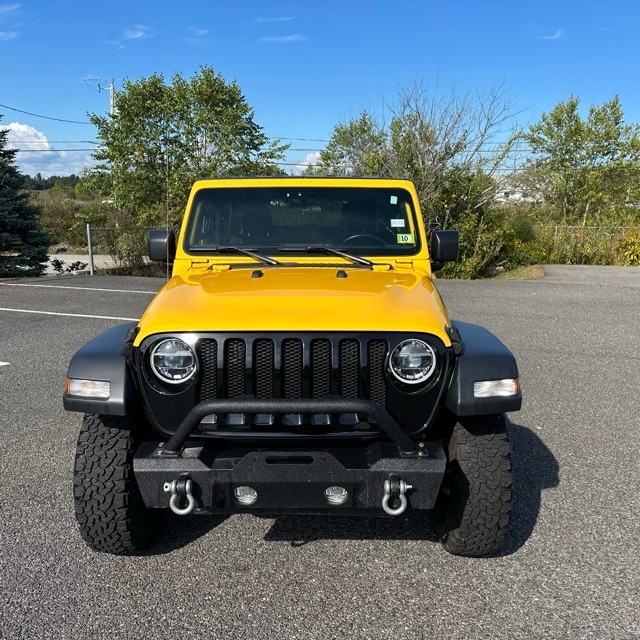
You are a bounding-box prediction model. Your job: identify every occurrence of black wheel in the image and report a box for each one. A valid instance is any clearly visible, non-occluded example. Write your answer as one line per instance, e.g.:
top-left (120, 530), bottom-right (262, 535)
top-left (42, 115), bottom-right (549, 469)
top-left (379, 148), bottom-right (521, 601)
top-left (73, 413), bottom-right (158, 554)
top-left (435, 414), bottom-right (513, 557)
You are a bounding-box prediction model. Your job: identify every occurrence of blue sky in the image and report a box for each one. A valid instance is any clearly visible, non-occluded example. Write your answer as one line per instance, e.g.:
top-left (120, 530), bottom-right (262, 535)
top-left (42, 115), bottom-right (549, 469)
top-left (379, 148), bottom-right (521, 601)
top-left (1, 0), bottom-right (638, 177)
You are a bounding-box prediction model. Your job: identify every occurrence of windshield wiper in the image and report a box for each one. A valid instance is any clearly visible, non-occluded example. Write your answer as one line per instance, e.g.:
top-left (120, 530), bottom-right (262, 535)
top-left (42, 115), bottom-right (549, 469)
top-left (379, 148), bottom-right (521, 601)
top-left (279, 246), bottom-right (373, 268)
top-left (192, 245), bottom-right (281, 266)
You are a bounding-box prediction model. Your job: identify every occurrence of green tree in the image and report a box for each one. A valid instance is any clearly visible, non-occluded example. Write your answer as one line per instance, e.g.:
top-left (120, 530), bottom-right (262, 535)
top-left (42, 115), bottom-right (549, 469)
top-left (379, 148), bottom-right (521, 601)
top-left (88, 66), bottom-right (289, 226)
top-left (307, 112), bottom-right (388, 175)
top-left (312, 82), bottom-right (519, 230)
top-left (312, 83), bottom-right (522, 277)
top-left (518, 95), bottom-right (640, 224)
top-left (0, 116), bottom-right (50, 277)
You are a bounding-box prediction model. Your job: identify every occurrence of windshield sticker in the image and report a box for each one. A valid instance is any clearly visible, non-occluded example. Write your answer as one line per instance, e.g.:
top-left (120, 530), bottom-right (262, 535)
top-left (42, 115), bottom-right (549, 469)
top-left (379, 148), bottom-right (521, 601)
top-left (390, 195), bottom-right (398, 205)
top-left (390, 219), bottom-right (405, 228)
top-left (397, 233), bottom-right (414, 244)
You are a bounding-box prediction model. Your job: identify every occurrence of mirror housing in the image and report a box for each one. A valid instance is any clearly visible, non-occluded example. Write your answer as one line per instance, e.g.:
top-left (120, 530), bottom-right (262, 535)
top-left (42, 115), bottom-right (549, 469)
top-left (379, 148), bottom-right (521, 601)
top-left (430, 229), bottom-right (459, 271)
top-left (148, 228), bottom-right (176, 263)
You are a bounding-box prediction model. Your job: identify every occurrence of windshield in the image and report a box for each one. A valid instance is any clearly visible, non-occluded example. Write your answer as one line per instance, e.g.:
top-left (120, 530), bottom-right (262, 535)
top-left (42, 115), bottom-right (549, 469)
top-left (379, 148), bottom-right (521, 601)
top-left (183, 186), bottom-right (421, 257)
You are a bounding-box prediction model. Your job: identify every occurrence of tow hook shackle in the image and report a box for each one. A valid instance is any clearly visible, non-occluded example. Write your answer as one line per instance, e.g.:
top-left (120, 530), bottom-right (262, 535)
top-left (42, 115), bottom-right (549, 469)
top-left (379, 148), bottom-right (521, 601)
top-left (164, 474), bottom-right (196, 515)
top-left (382, 474), bottom-right (412, 516)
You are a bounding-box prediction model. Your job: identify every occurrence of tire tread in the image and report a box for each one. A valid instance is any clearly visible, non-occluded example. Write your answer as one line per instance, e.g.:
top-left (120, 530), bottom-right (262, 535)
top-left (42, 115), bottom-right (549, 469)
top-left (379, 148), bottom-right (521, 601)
top-left (73, 413), bottom-right (153, 554)
top-left (439, 414), bottom-right (513, 557)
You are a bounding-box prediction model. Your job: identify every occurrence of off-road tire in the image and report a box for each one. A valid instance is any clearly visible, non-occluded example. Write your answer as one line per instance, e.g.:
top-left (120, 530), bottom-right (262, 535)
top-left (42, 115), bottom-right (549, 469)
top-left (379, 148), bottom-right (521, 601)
top-left (73, 413), bottom-right (157, 554)
top-left (436, 413), bottom-right (513, 557)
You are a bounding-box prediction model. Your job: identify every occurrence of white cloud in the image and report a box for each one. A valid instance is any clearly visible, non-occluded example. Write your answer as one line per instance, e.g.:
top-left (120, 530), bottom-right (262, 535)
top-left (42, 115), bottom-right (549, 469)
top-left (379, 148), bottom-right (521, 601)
top-left (539, 28), bottom-right (564, 40)
top-left (254, 16), bottom-right (295, 23)
top-left (184, 26), bottom-right (209, 46)
top-left (5, 122), bottom-right (94, 177)
top-left (122, 24), bottom-right (155, 41)
top-left (0, 3), bottom-right (20, 16)
top-left (188, 27), bottom-right (208, 38)
top-left (6, 122), bottom-right (50, 151)
top-left (0, 2), bottom-right (20, 38)
top-left (259, 34), bottom-right (306, 44)
top-left (291, 152), bottom-right (320, 175)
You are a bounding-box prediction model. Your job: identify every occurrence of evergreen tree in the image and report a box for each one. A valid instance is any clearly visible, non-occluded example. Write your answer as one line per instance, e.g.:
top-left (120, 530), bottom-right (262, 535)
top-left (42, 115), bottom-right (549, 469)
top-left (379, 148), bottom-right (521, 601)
top-left (0, 116), bottom-right (50, 277)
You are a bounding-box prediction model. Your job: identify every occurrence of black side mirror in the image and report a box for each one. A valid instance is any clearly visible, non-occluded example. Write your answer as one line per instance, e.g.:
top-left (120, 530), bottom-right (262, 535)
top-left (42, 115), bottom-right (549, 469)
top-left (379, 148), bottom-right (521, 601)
top-left (148, 228), bottom-right (176, 263)
top-left (430, 229), bottom-right (459, 271)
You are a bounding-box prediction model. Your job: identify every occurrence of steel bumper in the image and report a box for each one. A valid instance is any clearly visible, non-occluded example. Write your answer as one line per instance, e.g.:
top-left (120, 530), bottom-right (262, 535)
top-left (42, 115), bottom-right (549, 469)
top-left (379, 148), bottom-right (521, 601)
top-left (133, 441), bottom-right (446, 514)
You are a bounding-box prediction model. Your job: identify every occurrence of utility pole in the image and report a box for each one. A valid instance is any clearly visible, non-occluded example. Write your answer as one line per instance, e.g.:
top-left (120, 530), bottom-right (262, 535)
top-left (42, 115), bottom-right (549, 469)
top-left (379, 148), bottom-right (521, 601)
top-left (109, 79), bottom-right (115, 117)
top-left (84, 78), bottom-right (116, 116)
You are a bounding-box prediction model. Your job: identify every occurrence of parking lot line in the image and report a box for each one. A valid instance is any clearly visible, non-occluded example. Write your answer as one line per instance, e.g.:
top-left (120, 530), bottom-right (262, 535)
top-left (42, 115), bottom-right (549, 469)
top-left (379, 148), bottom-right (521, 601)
top-left (0, 282), bottom-right (157, 294)
top-left (0, 307), bottom-right (138, 321)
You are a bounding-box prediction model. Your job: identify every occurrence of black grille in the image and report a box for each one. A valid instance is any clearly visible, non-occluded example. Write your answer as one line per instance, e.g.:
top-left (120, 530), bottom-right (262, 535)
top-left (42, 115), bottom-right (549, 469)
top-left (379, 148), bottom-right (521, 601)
top-left (254, 339), bottom-right (274, 399)
top-left (225, 339), bottom-right (246, 397)
top-left (197, 340), bottom-right (218, 400)
top-left (339, 339), bottom-right (360, 398)
top-left (282, 338), bottom-right (304, 398)
top-left (368, 339), bottom-right (387, 407)
top-left (197, 336), bottom-right (389, 408)
top-left (310, 339), bottom-right (331, 397)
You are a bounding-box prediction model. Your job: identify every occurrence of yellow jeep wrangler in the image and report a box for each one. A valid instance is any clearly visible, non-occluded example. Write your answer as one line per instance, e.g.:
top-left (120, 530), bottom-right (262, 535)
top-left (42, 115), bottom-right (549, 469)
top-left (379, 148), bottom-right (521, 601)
top-left (64, 177), bottom-right (521, 557)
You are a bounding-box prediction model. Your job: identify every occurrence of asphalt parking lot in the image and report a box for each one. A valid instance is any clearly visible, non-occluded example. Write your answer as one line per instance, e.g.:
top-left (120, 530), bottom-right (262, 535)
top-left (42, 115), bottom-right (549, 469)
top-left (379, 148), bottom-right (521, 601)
top-left (0, 265), bottom-right (639, 640)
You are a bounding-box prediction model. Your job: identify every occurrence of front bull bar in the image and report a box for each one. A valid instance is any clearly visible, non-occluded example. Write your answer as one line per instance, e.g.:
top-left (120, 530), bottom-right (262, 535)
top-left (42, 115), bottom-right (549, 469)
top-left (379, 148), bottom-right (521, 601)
top-left (155, 397), bottom-right (427, 457)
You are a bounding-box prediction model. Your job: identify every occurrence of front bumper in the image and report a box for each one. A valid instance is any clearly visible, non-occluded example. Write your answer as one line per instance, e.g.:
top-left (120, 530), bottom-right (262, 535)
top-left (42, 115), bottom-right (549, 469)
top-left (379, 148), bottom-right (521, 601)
top-left (133, 441), bottom-right (446, 514)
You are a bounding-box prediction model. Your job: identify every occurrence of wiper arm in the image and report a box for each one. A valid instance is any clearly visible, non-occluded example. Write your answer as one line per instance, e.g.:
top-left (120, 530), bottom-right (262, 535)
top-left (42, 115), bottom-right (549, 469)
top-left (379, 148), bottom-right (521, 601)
top-left (279, 246), bottom-right (373, 268)
top-left (197, 245), bottom-right (281, 266)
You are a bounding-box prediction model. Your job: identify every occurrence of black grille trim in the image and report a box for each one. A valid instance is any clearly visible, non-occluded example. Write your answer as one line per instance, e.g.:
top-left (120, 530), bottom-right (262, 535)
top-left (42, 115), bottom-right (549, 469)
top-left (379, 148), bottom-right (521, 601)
top-left (254, 339), bottom-right (275, 399)
top-left (339, 339), bottom-right (360, 398)
top-left (310, 339), bottom-right (332, 397)
top-left (197, 335), bottom-right (390, 406)
top-left (368, 339), bottom-right (387, 407)
top-left (225, 339), bottom-right (246, 398)
top-left (196, 339), bottom-right (218, 401)
top-left (282, 338), bottom-right (304, 398)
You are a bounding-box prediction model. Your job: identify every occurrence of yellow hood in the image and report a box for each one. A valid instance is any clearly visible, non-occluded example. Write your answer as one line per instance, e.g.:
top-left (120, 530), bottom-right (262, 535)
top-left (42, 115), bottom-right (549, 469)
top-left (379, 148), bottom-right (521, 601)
top-left (134, 267), bottom-right (452, 345)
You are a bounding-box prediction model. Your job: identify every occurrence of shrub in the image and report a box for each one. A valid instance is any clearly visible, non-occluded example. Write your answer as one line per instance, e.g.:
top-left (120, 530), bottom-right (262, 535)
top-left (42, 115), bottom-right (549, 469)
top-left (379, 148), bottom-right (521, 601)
top-left (615, 227), bottom-right (640, 266)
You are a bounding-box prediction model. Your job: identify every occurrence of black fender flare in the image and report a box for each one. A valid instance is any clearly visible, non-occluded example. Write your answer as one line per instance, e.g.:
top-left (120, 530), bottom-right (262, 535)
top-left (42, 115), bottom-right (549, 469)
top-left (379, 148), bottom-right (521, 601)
top-left (63, 322), bottom-right (138, 416)
top-left (445, 320), bottom-right (522, 416)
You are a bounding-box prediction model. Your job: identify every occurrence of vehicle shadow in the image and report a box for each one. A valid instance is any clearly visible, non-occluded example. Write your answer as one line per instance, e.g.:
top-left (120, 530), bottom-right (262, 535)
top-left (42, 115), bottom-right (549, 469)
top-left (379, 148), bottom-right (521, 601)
top-left (500, 421), bottom-right (560, 556)
top-left (142, 421), bottom-right (559, 556)
top-left (262, 421), bottom-right (559, 556)
top-left (143, 513), bottom-right (229, 556)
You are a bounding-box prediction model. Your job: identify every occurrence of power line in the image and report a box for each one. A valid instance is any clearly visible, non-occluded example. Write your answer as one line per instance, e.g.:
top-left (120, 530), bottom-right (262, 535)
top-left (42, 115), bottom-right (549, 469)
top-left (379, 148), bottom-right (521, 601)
top-left (13, 148), bottom-right (97, 153)
top-left (277, 136), bottom-right (329, 143)
top-left (0, 101), bottom-right (330, 143)
top-left (0, 102), bottom-right (92, 125)
top-left (12, 140), bottom-right (99, 144)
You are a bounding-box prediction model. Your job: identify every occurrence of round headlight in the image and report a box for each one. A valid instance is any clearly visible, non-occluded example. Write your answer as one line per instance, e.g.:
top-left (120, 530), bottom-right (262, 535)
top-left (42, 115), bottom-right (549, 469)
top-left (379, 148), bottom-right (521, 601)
top-left (150, 338), bottom-right (197, 384)
top-left (389, 339), bottom-right (436, 385)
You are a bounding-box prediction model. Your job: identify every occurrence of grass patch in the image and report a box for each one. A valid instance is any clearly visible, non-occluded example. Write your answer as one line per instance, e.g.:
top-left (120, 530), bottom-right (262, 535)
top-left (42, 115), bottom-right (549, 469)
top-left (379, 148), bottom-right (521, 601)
top-left (490, 265), bottom-right (544, 280)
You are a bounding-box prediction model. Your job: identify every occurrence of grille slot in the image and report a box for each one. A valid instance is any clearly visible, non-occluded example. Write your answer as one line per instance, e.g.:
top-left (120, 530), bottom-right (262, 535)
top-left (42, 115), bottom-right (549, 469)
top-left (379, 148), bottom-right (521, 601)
top-left (197, 340), bottom-right (218, 400)
top-left (339, 339), bottom-right (360, 398)
top-left (225, 339), bottom-right (246, 398)
top-left (254, 339), bottom-right (275, 399)
top-left (311, 339), bottom-right (332, 397)
top-left (282, 338), bottom-right (304, 398)
top-left (367, 339), bottom-right (387, 406)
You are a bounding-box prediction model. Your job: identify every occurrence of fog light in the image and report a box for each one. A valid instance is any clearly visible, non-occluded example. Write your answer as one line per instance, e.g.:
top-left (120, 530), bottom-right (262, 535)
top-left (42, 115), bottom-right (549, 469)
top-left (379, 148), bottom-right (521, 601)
top-left (473, 378), bottom-right (520, 398)
top-left (234, 486), bottom-right (258, 506)
top-left (325, 486), bottom-right (348, 506)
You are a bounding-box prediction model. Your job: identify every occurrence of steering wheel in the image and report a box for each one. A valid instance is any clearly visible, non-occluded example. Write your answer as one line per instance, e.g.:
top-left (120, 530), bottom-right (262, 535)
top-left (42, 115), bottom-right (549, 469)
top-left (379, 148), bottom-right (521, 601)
top-left (341, 234), bottom-right (386, 247)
